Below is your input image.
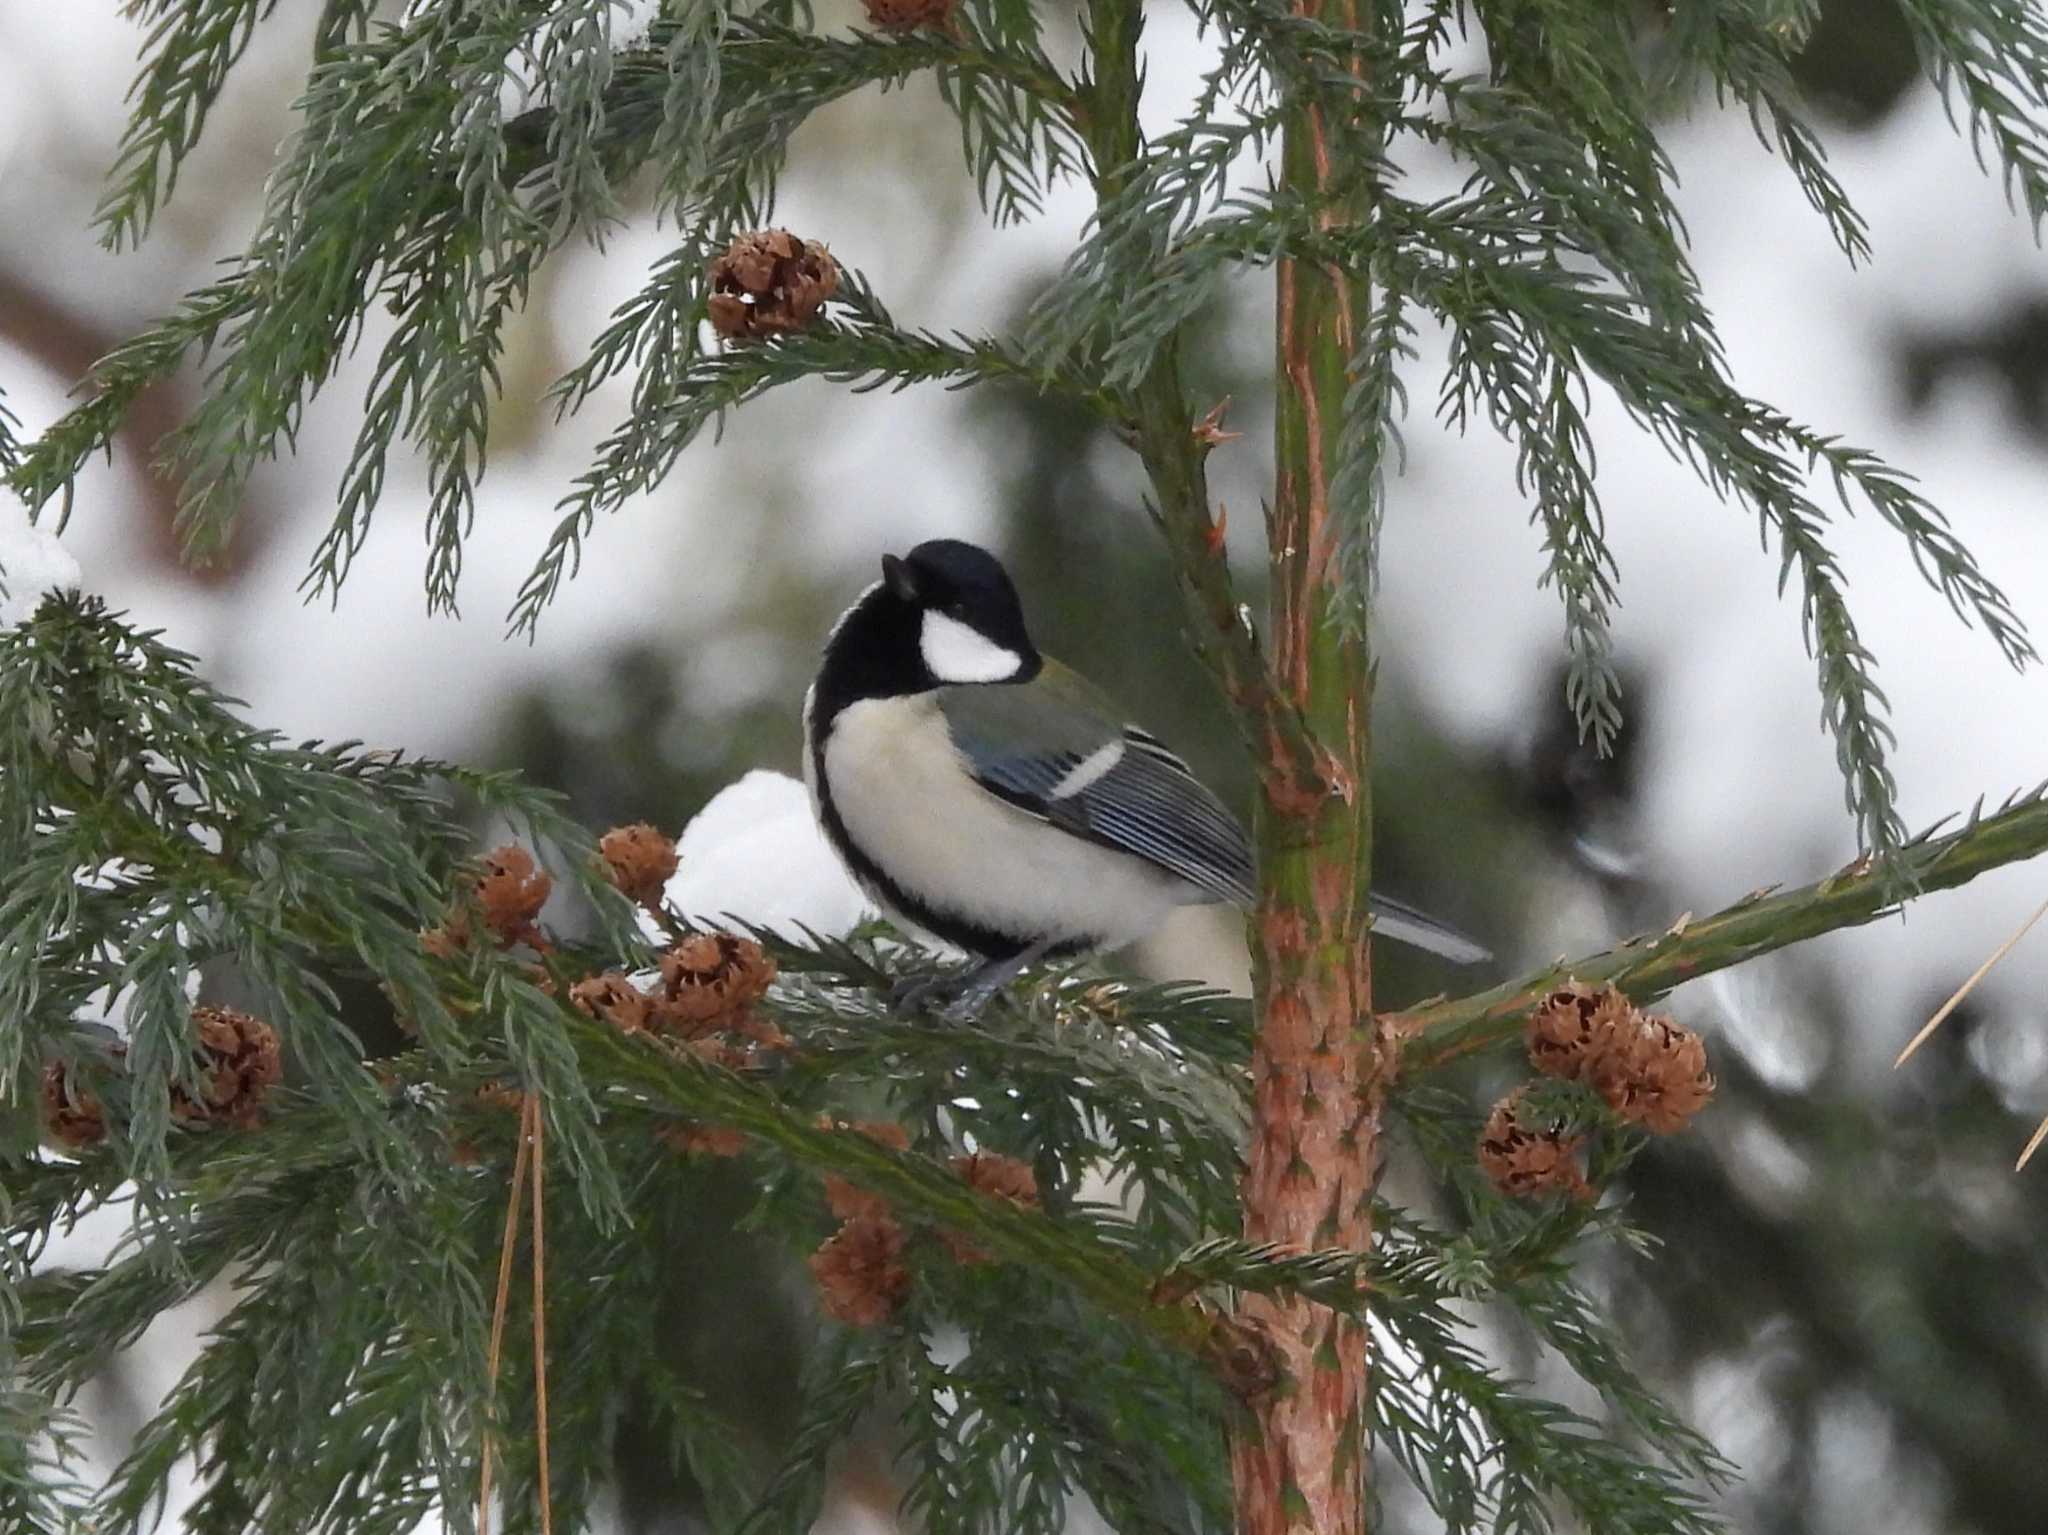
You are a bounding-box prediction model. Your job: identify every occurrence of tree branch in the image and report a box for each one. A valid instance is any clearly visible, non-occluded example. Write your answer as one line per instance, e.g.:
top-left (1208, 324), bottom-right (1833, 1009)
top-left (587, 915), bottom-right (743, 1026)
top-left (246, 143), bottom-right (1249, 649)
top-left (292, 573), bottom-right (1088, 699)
top-left (547, 1017), bottom-right (1277, 1387)
top-left (1077, 0), bottom-right (1326, 804)
top-left (1396, 788), bottom-right (2048, 1072)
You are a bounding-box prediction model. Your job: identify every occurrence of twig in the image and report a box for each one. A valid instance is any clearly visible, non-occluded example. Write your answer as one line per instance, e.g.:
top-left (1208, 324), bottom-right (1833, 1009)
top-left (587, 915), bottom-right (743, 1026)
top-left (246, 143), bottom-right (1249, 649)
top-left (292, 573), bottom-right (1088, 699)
top-left (1396, 793), bottom-right (2048, 1073)
top-left (479, 1098), bottom-right (534, 1535)
top-left (573, 1021), bottom-right (1231, 1364)
top-left (2016, 1113), bottom-right (2048, 1171)
top-left (1894, 890), bottom-right (2048, 1067)
top-left (529, 1093), bottom-right (554, 1535)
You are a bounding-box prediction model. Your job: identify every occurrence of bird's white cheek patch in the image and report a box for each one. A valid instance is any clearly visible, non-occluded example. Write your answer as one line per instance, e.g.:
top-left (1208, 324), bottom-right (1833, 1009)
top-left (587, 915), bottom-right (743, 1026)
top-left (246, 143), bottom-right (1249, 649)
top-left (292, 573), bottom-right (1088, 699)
top-left (920, 610), bottom-right (1024, 683)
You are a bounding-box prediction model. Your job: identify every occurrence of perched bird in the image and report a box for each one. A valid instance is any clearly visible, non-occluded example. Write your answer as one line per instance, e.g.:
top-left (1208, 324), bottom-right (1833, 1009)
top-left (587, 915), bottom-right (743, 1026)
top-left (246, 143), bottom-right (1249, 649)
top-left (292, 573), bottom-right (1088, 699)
top-left (804, 539), bottom-right (1488, 1007)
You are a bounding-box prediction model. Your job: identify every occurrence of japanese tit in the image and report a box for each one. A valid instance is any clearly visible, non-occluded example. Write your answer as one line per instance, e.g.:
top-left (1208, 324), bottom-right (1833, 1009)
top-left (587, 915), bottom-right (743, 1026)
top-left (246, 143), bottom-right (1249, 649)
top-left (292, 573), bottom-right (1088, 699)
top-left (803, 539), bottom-right (1488, 1004)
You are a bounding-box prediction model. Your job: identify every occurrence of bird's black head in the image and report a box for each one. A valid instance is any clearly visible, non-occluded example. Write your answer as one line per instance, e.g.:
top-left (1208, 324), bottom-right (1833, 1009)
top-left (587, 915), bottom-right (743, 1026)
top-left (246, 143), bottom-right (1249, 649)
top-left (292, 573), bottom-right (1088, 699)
top-left (879, 540), bottom-right (1039, 683)
top-left (810, 539), bottom-right (1039, 734)
top-left (817, 538), bottom-right (1041, 705)
top-left (811, 539), bottom-right (1041, 724)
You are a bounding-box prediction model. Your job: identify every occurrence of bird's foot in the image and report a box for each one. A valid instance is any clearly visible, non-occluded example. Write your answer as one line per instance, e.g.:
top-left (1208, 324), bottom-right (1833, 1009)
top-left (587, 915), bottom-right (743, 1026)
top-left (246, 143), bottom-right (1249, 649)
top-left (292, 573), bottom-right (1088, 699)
top-left (888, 970), bottom-right (960, 1015)
top-left (889, 941), bottom-right (1057, 1020)
top-left (937, 976), bottom-right (1005, 1024)
top-left (887, 970), bottom-right (1001, 1022)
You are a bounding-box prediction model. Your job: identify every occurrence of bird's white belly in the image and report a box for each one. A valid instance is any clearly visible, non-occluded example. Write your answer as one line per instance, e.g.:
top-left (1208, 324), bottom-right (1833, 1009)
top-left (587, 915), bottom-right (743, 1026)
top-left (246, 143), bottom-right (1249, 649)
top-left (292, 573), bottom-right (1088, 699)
top-left (818, 696), bottom-right (1187, 951)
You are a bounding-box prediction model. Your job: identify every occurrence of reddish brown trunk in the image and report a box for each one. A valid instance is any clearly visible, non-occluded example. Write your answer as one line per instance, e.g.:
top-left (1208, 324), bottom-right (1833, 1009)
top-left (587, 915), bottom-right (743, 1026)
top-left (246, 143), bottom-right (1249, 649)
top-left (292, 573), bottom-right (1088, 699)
top-left (1229, 919), bottom-right (1379, 1535)
top-left (1228, 8), bottom-right (1381, 1530)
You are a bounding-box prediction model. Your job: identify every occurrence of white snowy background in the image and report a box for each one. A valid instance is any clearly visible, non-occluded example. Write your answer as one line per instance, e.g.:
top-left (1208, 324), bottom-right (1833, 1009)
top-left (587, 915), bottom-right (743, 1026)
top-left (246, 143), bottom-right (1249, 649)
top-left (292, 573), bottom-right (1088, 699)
top-left (4, 2), bottom-right (2046, 1531)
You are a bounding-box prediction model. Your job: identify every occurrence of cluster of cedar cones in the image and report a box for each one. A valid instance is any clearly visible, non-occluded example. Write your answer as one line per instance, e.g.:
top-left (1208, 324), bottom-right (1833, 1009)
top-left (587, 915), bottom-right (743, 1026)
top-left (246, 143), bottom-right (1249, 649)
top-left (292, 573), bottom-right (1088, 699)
top-left (585, 826), bottom-right (790, 1083)
top-left (1478, 980), bottom-right (1715, 1201)
top-left (428, 825), bottom-right (786, 1151)
top-left (36, 802), bottom-right (1039, 1333)
top-left (42, 1004), bottom-right (283, 1151)
top-left (437, 824), bottom-right (1040, 1327)
top-left (810, 1122), bottom-right (1041, 1328)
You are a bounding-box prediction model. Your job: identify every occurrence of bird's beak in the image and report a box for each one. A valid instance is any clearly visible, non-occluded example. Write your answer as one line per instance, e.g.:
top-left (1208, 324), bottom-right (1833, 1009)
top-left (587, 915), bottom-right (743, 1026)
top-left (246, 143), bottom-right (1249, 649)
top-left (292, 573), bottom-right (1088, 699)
top-left (882, 553), bottom-right (919, 603)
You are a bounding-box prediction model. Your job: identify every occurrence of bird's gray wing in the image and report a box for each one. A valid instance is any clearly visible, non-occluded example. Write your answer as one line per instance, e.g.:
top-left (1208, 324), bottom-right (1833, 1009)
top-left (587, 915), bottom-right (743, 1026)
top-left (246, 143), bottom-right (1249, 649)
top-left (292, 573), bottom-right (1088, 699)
top-left (936, 681), bottom-right (1255, 904)
top-left (1040, 727), bottom-right (1257, 905)
top-left (937, 677), bottom-right (1491, 961)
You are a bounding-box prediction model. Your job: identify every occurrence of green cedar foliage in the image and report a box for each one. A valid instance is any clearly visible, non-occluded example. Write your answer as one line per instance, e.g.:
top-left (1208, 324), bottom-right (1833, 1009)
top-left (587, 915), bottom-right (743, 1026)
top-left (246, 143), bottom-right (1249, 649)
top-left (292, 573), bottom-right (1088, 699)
top-left (7, 0), bottom-right (2038, 852)
top-left (4, 596), bottom-right (1736, 1534)
top-left (4, 0), bottom-right (2048, 1532)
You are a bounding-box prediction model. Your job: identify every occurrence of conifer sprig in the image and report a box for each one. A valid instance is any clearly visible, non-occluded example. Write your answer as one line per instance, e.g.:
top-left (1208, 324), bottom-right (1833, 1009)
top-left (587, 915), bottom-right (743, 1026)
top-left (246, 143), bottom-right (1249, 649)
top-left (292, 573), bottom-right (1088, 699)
top-left (10, 1), bottom-right (2048, 1529)
top-left (513, 274), bottom-right (1115, 637)
top-left (1895, 0), bottom-right (2048, 232)
top-left (1369, 1278), bottom-right (1724, 1535)
top-left (1398, 781), bottom-right (2048, 1071)
top-left (15, 8), bottom-right (1086, 594)
top-left (7, 0), bottom-right (2034, 860)
top-left (0, 596), bottom-right (633, 1205)
top-left (1656, 2), bottom-right (1874, 264)
top-left (95, 0), bottom-right (287, 253)
top-left (1027, 0), bottom-right (2033, 856)
top-left (0, 1385), bottom-right (94, 1533)
top-left (5, 278), bottom-right (250, 533)
top-left (0, 387), bottom-right (19, 474)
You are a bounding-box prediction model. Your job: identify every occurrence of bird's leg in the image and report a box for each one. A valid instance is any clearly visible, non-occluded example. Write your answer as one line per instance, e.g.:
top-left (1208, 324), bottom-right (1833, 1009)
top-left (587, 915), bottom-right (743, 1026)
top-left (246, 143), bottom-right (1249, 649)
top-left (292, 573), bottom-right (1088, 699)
top-left (942, 939), bottom-right (1059, 1020)
top-left (889, 940), bottom-right (1058, 1019)
top-left (886, 967), bottom-right (958, 1014)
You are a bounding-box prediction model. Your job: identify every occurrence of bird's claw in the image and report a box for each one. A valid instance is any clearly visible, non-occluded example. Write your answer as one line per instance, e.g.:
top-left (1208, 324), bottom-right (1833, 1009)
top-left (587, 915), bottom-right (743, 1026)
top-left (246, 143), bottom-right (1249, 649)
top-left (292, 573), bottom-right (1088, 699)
top-left (888, 968), bottom-right (1000, 1020)
top-left (938, 985), bottom-right (998, 1023)
top-left (888, 970), bottom-right (956, 1015)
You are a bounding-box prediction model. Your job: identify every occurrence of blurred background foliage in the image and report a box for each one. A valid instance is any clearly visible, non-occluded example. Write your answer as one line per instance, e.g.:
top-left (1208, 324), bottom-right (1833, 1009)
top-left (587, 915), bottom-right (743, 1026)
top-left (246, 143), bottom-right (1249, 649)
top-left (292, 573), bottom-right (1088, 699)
top-left (3, 0), bottom-right (2047, 1532)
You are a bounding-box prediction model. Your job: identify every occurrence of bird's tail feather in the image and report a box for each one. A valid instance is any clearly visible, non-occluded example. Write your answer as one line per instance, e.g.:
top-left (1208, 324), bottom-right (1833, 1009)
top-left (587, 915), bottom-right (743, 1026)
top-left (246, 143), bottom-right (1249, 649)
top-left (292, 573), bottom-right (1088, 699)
top-left (1367, 893), bottom-right (1492, 966)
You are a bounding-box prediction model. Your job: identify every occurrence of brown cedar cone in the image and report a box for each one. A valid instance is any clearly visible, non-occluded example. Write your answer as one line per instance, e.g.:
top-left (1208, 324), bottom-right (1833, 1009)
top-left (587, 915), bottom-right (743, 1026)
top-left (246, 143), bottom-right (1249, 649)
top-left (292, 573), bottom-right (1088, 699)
top-left (1525, 980), bottom-right (1634, 1080)
top-left (1588, 1014), bottom-right (1716, 1134)
top-left (659, 1122), bottom-right (748, 1158)
top-left (570, 972), bottom-right (654, 1034)
top-left (821, 1119), bottom-right (913, 1224)
top-left (725, 1009), bottom-right (793, 1053)
top-left (670, 1021), bottom-right (790, 1071)
top-left (943, 1151), bottom-right (1040, 1265)
top-left (653, 932), bottom-right (776, 1034)
top-left (477, 845), bottom-right (552, 941)
top-left (597, 823), bottom-right (678, 908)
top-left (809, 1214), bottom-right (910, 1327)
top-left (824, 1175), bottom-right (889, 1223)
top-left (1477, 1090), bottom-right (1591, 1201)
top-left (475, 1080), bottom-right (527, 1115)
top-left (419, 917), bottom-right (469, 961)
top-left (862, 0), bottom-right (955, 31)
top-left (676, 1034), bottom-right (751, 1071)
top-left (849, 1119), bottom-right (912, 1153)
top-left (173, 1007), bottom-right (283, 1129)
top-left (954, 1150), bottom-right (1039, 1206)
top-left (41, 1059), bottom-right (108, 1151)
top-left (706, 229), bottom-right (839, 339)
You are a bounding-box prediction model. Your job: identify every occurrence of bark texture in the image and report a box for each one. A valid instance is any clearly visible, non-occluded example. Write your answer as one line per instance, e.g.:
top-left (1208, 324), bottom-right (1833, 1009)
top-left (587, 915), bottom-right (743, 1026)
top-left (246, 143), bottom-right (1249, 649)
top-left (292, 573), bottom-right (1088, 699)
top-left (1077, 0), bottom-right (1388, 1526)
top-left (1229, 6), bottom-right (1383, 1530)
